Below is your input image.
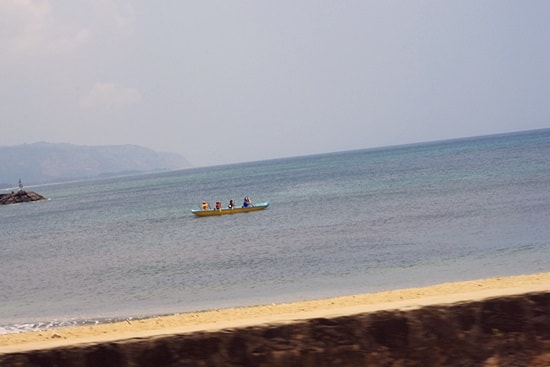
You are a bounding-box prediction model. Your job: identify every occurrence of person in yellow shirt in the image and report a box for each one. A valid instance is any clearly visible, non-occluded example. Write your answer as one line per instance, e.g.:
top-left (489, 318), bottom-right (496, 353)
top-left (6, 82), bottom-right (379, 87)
top-left (201, 201), bottom-right (210, 210)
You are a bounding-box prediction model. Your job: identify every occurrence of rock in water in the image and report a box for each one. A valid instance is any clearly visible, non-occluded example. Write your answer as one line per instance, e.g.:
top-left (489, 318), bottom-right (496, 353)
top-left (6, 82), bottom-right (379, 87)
top-left (0, 190), bottom-right (46, 205)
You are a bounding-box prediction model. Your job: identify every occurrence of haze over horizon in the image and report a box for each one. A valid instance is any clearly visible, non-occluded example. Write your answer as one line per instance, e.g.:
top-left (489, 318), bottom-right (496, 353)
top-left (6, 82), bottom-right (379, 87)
top-left (1, 1), bottom-right (549, 167)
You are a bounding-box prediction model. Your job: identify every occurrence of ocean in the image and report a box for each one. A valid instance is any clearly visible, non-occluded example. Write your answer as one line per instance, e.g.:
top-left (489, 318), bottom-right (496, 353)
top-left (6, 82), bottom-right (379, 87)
top-left (1, 129), bottom-right (549, 334)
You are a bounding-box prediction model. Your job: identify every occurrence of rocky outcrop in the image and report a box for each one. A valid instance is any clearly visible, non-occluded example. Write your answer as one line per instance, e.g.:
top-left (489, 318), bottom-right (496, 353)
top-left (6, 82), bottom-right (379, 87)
top-left (0, 292), bottom-right (548, 366)
top-left (0, 190), bottom-right (46, 205)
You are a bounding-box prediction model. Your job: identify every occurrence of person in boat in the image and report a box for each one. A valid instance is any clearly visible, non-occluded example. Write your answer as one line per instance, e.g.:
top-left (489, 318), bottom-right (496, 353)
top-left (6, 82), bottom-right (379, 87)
top-left (242, 196), bottom-right (253, 208)
top-left (228, 199), bottom-right (235, 209)
top-left (215, 201), bottom-right (222, 210)
top-left (201, 201), bottom-right (210, 210)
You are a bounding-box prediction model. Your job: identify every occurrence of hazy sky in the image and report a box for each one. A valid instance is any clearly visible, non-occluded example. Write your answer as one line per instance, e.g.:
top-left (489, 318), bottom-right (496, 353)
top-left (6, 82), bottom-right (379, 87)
top-left (1, 1), bottom-right (549, 167)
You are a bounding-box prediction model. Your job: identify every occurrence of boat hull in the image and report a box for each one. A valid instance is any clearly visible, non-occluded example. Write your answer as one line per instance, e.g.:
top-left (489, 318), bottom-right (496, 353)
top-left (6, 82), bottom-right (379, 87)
top-left (191, 202), bottom-right (269, 217)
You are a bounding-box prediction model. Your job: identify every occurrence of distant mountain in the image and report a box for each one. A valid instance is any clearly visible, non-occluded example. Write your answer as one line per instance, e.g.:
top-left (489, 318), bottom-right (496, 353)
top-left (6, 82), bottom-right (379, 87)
top-left (0, 142), bottom-right (192, 187)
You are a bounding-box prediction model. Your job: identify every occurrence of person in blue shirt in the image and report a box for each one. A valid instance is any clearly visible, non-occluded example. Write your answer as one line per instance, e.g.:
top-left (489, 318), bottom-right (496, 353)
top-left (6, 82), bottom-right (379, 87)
top-left (242, 196), bottom-right (253, 208)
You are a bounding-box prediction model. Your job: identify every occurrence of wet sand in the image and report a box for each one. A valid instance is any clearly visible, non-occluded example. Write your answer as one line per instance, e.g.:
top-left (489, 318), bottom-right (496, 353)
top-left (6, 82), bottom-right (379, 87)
top-left (1, 272), bottom-right (548, 353)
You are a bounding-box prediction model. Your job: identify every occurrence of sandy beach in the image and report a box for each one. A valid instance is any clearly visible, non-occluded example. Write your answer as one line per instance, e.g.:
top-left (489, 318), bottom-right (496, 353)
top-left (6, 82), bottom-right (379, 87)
top-left (1, 272), bottom-right (548, 354)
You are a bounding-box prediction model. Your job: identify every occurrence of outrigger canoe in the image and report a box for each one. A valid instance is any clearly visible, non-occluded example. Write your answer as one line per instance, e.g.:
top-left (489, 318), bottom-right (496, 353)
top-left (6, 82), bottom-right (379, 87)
top-left (191, 202), bottom-right (270, 217)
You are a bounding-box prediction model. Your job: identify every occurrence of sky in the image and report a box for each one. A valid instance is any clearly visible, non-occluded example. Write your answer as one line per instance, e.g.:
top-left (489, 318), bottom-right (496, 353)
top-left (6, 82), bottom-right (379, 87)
top-left (1, 1), bottom-right (549, 167)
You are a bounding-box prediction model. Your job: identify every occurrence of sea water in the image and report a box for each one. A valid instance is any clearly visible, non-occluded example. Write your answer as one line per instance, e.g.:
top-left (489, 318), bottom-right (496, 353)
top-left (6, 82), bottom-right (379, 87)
top-left (1, 129), bottom-right (549, 333)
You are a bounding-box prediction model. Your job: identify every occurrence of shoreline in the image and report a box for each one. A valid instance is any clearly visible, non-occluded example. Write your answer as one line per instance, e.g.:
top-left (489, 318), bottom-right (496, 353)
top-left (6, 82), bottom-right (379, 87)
top-left (1, 272), bottom-right (548, 353)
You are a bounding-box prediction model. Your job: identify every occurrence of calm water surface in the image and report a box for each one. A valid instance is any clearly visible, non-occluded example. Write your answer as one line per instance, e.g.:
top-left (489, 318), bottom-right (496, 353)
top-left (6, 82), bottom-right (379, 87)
top-left (1, 129), bottom-right (549, 333)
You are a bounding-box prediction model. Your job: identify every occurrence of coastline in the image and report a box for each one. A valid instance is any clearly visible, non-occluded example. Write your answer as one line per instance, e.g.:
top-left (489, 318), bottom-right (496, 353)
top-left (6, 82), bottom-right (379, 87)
top-left (1, 272), bottom-right (548, 353)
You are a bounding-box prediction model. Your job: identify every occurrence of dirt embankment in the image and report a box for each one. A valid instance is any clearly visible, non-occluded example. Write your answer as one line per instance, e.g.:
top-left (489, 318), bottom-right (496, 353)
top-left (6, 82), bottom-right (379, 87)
top-left (0, 274), bottom-right (548, 366)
